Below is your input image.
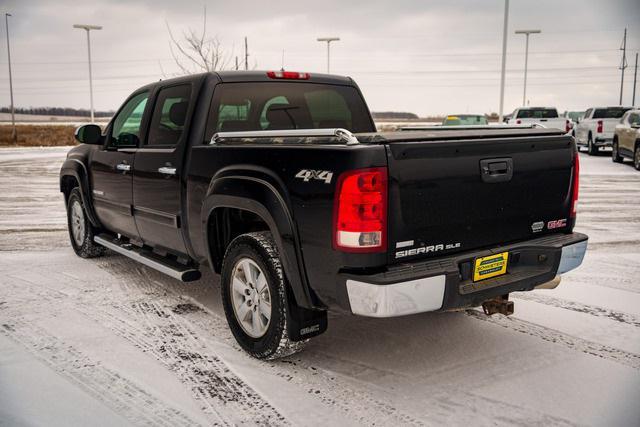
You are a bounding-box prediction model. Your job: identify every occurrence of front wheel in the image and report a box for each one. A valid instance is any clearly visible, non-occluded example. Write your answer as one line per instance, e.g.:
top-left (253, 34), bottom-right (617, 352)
top-left (221, 231), bottom-right (305, 359)
top-left (612, 140), bottom-right (623, 163)
top-left (66, 188), bottom-right (105, 258)
top-left (634, 145), bottom-right (640, 171)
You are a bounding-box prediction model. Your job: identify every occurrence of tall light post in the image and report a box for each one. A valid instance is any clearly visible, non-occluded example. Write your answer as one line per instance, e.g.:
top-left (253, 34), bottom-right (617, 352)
top-left (5, 13), bottom-right (16, 144)
top-left (73, 24), bottom-right (102, 122)
top-left (498, 0), bottom-right (509, 123)
top-left (317, 37), bottom-right (340, 73)
top-left (515, 29), bottom-right (541, 106)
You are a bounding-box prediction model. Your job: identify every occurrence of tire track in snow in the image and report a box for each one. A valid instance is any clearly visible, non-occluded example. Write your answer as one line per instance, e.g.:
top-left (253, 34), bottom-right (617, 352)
top-left (466, 310), bottom-right (640, 370)
top-left (0, 317), bottom-right (201, 427)
top-left (104, 257), bottom-right (427, 426)
top-left (512, 293), bottom-right (640, 328)
top-left (5, 269), bottom-right (287, 426)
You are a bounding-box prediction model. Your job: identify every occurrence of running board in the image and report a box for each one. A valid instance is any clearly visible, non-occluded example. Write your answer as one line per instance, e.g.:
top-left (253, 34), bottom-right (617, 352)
top-left (94, 235), bottom-right (201, 282)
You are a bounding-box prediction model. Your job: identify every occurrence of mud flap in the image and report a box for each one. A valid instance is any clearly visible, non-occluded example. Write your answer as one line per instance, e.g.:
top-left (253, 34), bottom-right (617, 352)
top-left (285, 287), bottom-right (327, 341)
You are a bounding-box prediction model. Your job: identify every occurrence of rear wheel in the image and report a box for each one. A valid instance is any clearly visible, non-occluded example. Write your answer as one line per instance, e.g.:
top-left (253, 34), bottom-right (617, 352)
top-left (634, 144), bottom-right (640, 171)
top-left (612, 140), bottom-right (623, 163)
top-left (587, 134), bottom-right (598, 155)
top-left (221, 231), bottom-right (306, 359)
top-left (66, 188), bottom-right (105, 258)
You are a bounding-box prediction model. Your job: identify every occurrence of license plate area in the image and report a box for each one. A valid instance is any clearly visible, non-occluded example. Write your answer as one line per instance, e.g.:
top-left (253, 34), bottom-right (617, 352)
top-left (473, 252), bottom-right (509, 282)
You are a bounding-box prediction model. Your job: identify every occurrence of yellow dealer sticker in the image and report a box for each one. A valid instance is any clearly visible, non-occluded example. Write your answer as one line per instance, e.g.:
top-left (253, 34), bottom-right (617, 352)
top-left (473, 252), bottom-right (509, 282)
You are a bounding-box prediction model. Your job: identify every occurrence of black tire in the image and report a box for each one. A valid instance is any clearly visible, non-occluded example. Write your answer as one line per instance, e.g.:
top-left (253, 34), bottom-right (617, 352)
top-left (66, 188), bottom-right (105, 258)
top-left (220, 231), bottom-right (305, 359)
top-left (634, 144), bottom-right (640, 171)
top-left (587, 134), bottom-right (598, 155)
top-left (612, 140), bottom-right (623, 163)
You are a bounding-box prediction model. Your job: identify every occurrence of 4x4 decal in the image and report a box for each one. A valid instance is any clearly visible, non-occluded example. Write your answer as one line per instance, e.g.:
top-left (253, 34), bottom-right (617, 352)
top-left (295, 169), bottom-right (333, 184)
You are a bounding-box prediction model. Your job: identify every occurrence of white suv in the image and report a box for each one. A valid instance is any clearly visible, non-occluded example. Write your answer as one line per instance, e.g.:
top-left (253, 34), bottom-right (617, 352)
top-left (574, 106), bottom-right (633, 155)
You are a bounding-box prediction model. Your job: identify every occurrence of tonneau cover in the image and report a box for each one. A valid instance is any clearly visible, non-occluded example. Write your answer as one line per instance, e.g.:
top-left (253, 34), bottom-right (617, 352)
top-left (356, 128), bottom-right (567, 144)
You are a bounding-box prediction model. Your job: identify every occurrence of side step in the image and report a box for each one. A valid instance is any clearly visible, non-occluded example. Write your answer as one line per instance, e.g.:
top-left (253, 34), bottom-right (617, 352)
top-left (94, 234), bottom-right (201, 282)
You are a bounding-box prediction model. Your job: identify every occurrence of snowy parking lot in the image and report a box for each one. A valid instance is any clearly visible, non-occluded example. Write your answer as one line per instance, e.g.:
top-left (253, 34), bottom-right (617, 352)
top-left (0, 146), bottom-right (639, 426)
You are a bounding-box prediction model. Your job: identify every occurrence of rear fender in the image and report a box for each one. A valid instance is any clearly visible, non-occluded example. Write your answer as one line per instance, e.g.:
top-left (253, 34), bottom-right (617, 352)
top-left (202, 170), bottom-right (318, 310)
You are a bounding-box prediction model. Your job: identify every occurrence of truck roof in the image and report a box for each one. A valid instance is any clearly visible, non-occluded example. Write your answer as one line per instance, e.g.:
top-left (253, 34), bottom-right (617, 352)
top-left (146, 70), bottom-right (354, 89)
top-left (216, 70), bottom-right (354, 85)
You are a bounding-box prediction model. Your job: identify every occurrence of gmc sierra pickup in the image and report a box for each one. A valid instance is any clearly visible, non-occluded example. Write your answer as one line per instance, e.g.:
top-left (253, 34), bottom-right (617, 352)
top-left (61, 71), bottom-right (587, 359)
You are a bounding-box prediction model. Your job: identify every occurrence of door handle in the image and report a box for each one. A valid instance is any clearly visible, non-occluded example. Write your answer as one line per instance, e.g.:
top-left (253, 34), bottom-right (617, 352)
top-left (116, 162), bottom-right (131, 172)
top-left (158, 166), bottom-right (177, 175)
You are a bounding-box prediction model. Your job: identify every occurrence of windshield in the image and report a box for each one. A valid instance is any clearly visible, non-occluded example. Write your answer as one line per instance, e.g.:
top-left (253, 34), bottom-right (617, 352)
top-left (205, 82), bottom-right (374, 141)
top-left (516, 108), bottom-right (559, 119)
top-left (566, 111), bottom-right (584, 121)
top-left (592, 107), bottom-right (631, 119)
top-left (442, 115), bottom-right (488, 126)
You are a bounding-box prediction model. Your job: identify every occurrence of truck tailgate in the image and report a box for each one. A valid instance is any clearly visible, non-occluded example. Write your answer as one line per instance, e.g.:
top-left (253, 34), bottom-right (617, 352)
top-left (382, 131), bottom-right (576, 263)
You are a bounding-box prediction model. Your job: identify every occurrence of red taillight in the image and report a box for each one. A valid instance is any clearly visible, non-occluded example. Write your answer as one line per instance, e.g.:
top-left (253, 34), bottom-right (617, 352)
top-left (333, 167), bottom-right (387, 252)
top-left (570, 153), bottom-right (580, 218)
top-left (516, 119), bottom-right (522, 124)
top-left (596, 120), bottom-right (603, 133)
top-left (266, 70), bottom-right (310, 80)
top-left (565, 119), bottom-right (571, 133)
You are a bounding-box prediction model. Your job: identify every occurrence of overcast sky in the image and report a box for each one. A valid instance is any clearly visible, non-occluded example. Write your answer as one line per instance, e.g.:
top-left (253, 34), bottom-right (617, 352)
top-left (1, 0), bottom-right (639, 116)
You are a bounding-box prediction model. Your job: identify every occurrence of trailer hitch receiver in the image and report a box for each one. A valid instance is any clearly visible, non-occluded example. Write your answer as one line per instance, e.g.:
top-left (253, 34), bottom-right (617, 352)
top-left (482, 295), bottom-right (514, 316)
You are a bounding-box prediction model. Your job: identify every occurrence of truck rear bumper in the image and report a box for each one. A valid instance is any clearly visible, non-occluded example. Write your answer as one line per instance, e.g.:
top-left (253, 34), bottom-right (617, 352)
top-left (342, 232), bottom-right (587, 318)
top-left (594, 136), bottom-right (613, 146)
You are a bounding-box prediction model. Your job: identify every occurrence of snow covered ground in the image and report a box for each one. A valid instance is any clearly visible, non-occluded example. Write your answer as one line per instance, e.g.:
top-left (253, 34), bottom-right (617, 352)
top-left (0, 147), bottom-right (639, 426)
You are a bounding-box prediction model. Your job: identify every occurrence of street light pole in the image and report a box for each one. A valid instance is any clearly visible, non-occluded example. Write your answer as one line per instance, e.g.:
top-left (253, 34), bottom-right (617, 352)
top-left (5, 13), bottom-right (16, 144)
top-left (515, 29), bottom-right (541, 106)
top-left (317, 37), bottom-right (340, 73)
top-left (73, 24), bottom-right (102, 122)
top-left (498, 0), bottom-right (509, 123)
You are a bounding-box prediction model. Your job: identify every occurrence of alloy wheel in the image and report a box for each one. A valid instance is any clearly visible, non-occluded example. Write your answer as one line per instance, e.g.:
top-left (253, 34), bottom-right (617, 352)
top-left (230, 258), bottom-right (272, 338)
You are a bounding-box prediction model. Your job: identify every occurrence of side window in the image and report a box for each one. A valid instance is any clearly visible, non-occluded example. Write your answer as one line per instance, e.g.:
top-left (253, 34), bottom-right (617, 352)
top-left (304, 89), bottom-right (352, 129)
top-left (583, 109), bottom-right (592, 120)
top-left (630, 113), bottom-right (640, 126)
top-left (146, 84), bottom-right (192, 146)
top-left (217, 100), bottom-right (251, 131)
top-left (621, 112), bottom-right (630, 124)
top-left (111, 91), bottom-right (149, 147)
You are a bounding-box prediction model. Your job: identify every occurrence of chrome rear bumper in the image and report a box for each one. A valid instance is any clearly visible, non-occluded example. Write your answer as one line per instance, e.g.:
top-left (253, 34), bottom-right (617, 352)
top-left (345, 235), bottom-right (588, 318)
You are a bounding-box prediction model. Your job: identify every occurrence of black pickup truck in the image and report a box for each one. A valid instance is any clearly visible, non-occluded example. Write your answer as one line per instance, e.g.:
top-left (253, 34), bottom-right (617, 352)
top-left (60, 71), bottom-right (587, 359)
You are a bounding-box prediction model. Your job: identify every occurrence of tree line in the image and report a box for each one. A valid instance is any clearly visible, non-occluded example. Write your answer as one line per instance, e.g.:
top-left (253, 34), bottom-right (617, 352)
top-left (0, 107), bottom-right (114, 117)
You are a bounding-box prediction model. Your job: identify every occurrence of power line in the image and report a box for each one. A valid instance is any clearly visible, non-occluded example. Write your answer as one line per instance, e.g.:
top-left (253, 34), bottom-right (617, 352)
top-left (0, 48), bottom-right (623, 66)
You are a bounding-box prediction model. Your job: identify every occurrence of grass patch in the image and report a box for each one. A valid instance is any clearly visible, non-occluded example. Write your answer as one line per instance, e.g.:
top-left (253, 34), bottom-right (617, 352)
top-left (0, 125), bottom-right (78, 147)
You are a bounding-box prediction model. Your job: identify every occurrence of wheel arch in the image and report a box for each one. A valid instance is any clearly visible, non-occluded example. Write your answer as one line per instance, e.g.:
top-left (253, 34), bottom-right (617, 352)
top-left (60, 158), bottom-right (101, 228)
top-left (202, 173), bottom-right (318, 310)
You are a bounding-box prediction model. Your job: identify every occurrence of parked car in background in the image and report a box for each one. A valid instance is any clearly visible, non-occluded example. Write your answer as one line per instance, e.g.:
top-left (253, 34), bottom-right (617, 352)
top-left (507, 107), bottom-right (570, 133)
top-left (612, 109), bottom-right (640, 170)
top-left (575, 106), bottom-right (633, 155)
top-left (442, 114), bottom-right (488, 126)
top-left (563, 111), bottom-right (585, 136)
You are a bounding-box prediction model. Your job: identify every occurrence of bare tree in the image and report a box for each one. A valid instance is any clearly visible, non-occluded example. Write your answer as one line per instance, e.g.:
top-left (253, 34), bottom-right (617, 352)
top-left (166, 7), bottom-right (232, 74)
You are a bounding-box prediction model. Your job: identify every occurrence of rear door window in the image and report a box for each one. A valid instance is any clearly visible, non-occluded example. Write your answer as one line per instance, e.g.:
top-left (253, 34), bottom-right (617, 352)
top-left (146, 84), bottom-right (192, 146)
